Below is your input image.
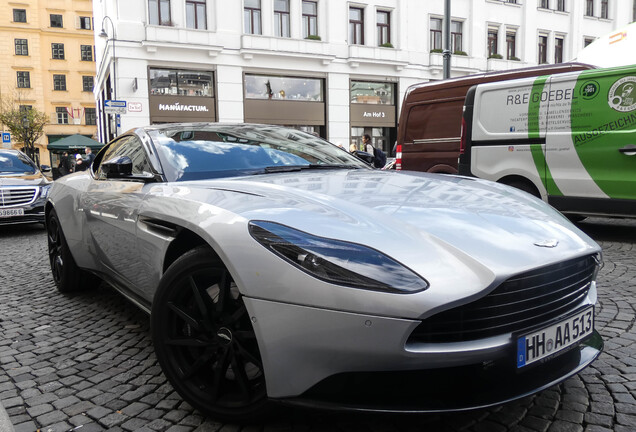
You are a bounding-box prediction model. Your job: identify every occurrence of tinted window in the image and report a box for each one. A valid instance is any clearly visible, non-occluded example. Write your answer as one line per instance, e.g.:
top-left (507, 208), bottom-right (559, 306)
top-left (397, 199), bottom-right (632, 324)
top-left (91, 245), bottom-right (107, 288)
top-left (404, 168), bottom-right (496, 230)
top-left (0, 152), bottom-right (37, 174)
top-left (151, 125), bottom-right (369, 181)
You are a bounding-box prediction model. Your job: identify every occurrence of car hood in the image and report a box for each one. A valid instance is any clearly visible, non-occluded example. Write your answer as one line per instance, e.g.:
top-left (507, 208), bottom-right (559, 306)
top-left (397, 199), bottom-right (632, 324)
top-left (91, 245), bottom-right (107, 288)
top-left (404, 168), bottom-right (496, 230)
top-left (0, 172), bottom-right (49, 186)
top-left (173, 169), bottom-right (599, 280)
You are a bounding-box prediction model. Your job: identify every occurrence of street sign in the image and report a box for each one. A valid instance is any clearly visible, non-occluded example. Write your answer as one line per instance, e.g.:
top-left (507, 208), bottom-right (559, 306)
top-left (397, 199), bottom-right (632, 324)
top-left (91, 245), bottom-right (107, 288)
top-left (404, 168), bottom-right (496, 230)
top-left (128, 102), bottom-right (142, 112)
top-left (104, 100), bottom-right (127, 115)
top-left (1, 133), bottom-right (10, 144)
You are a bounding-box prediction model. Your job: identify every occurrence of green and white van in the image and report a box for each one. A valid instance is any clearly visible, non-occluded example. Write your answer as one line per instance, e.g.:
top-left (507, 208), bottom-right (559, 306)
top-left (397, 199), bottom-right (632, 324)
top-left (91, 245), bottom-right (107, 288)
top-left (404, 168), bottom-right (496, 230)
top-left (459, 66), bottom-right (636, 218)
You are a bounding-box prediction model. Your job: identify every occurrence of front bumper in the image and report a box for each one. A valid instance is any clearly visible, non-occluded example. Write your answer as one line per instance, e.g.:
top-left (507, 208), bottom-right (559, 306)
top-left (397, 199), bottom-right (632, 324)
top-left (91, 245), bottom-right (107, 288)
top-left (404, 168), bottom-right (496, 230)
top-left (244, 296), bottom-right (602, 412)
top-left (0, 204), bottom-right (45, 225)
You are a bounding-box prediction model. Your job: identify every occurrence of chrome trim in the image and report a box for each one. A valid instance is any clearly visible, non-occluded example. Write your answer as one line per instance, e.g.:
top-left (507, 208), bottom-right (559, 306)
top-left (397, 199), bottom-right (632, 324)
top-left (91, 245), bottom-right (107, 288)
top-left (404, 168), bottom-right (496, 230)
top-left (0, 186), bottom-right (39, 208)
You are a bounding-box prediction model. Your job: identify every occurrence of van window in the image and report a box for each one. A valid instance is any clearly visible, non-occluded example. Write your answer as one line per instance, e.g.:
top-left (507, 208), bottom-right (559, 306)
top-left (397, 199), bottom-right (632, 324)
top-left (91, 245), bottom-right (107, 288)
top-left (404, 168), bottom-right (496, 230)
top-left (405, 100), bottom-right (463, 143)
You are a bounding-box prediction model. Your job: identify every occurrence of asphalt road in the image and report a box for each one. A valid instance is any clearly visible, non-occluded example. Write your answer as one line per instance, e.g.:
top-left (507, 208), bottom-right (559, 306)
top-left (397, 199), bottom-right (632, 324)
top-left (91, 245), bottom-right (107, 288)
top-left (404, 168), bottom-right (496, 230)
top-left (0, 217), bottom-right (635, 432)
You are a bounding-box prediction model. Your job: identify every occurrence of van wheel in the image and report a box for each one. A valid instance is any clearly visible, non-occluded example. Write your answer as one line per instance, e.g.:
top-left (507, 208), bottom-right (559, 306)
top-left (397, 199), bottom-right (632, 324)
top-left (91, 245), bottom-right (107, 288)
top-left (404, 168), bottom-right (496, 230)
top-left (501, 179), bottom-right (540, 199)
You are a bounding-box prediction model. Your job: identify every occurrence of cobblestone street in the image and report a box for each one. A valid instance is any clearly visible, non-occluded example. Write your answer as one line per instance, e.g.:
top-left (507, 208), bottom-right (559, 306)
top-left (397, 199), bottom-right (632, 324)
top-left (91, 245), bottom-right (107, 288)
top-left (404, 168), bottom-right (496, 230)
top-left (1, 217), bottom-right (635, 432)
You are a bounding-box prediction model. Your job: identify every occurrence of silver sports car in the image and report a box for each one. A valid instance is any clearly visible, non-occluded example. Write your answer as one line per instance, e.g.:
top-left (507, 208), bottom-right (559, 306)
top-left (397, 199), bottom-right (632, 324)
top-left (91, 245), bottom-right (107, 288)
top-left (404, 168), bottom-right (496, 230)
top-left (46, 123), bottom-right (603, 421)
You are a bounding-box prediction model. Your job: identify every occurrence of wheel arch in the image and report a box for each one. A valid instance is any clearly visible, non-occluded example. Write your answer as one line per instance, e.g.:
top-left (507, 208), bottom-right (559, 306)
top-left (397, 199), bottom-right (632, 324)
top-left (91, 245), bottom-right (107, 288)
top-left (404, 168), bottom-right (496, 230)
top-left (163, 227), bottom-right (221, 273)
top-left (497, 174), bottom-right (543, 199)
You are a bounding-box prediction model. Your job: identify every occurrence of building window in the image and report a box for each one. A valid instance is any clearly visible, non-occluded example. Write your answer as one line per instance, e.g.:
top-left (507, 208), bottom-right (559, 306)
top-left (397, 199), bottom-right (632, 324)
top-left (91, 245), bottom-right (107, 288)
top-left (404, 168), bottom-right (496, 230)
top-left (488, 28), bottom-right (498, 57)
top-left (52, 43), bottom-right (65, 60)
top-left (555, 37), bottom-right (564, 63)
top-left (81, 45), bottom-right (93, 61)
top-left (451, 20), bottom-right (463, 53)
top-left (149, 68), bottom-right (214, 97)
top-left (244, 0), bottom-right (261, 35)
top-left (350, 81), bottom-right (394, 105)
top-left (244, 74), bottom-right (323, 101)
top-left (85, 108), bottom-right (97, 126)
top-left (79, 16), bottom-right (92, 29)
top-left (82, 76), bottom-right (94, 92)
top-left (13, 9), bottom-right (27, 23)
top-left (506, 32), bottom-right (517, 59)
top-left (349, 7), bottom-right (364, 45)
top-left (556, 0), bottom-right (565, 11)
top-left (430, 17), bottom-right (442, 51)
top-left (15, 39), bottom-right (28, 56)
top-left (17, 72), bottom-right (30, 88)
top-left (56, 107), bottom-right (69, 124)
top-left (585, 0), bottom-right (594, 16)
top-left (50, 14), bottom-right (63, 28)
top-left (377, 11), bottom-right (390, 46)
top-left (19, 105), bottom-right (32, 113)
top-left (53, 74), bottom-right (67, 91)
top-left (600, 0), bottom-right (608, 18)
top-left (274, 0), bottom-right (290, 37)
top-left (538, 35), bottom-right (548, 64)
top-left (539, 0), bottom-right (549, 8)
top-left (302, 1), bottom-right (318, 38)
top-left (149, 0), bottom-right (171, 26)
top-left (584, 37), bottom-right (595, 47)
top-left (186, 0), bottom-right (206, 29)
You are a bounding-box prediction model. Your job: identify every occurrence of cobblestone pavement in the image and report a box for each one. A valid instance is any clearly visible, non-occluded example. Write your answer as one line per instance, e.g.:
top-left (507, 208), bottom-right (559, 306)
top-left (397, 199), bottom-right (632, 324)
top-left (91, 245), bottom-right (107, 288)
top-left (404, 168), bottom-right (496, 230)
top-left (1, 217), bottom-right (635, 432)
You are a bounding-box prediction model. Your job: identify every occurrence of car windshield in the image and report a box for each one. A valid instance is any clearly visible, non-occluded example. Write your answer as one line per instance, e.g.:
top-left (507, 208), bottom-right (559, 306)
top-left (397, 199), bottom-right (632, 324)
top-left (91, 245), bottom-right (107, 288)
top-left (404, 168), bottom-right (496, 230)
top-left (0, 152), bottom-right (37, 175)
top-left (150, 124), bottom-right (370, 181)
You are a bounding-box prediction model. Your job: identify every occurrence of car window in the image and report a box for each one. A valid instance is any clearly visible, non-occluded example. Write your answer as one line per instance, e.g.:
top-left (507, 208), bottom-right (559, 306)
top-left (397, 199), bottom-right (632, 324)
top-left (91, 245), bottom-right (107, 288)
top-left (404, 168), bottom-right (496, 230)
top-left (0, 151), bottom-right (37, 174)
top-left (96, 135), bottom-right (152, 180)
top-left (151, 125), bottom-right (370, 182)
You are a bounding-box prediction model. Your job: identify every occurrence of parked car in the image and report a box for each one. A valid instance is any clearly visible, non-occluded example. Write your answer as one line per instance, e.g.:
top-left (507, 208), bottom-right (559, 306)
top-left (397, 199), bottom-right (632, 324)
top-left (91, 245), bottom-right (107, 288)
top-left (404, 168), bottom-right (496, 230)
top-left (46, 123), bottom-right (603, 421)
top-left (0, 149), bottom-right (51, 226)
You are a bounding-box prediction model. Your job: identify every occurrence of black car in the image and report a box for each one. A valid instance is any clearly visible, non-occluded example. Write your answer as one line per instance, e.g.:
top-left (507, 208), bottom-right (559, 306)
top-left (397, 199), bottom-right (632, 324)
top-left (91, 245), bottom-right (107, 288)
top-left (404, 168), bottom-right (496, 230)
top-left (0, 149), bottom-right (51, 225)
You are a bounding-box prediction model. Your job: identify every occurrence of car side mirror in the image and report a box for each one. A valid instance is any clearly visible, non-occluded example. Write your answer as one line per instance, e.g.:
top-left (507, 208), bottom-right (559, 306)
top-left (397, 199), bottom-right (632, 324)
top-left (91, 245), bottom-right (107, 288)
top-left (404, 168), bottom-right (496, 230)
top-left (352, 150), bottom-right (375, 165)
top-left (40, 164), bottom-right (51, 172)
top-left (102, 155), bottom-right (133, 178)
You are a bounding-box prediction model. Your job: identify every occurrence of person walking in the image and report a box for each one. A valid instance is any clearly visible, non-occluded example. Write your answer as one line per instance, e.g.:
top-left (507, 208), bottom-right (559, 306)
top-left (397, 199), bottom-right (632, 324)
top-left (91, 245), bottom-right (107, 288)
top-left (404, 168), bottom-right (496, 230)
top-left (362, 134), bottom-right (386, 168)
top-left (58, 152), bottom-right (71, 177)
top-left (84, 147), bottom-right (95, 167)
top-left (74, 154), bottom-right (87, 172)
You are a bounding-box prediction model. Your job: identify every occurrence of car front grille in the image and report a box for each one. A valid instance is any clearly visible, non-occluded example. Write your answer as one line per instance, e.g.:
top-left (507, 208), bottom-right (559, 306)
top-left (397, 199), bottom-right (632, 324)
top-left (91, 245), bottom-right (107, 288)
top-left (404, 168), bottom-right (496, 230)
top-left (0, 187), bottom-right (38, 208)
top-left (409, 254), bottom-right (598, 343)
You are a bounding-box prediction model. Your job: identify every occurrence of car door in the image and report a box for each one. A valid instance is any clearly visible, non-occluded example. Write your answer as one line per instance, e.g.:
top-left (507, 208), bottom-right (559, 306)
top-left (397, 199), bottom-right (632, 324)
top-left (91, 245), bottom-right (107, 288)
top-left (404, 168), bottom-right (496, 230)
top-left (80, 134), bottom-right (154, 293)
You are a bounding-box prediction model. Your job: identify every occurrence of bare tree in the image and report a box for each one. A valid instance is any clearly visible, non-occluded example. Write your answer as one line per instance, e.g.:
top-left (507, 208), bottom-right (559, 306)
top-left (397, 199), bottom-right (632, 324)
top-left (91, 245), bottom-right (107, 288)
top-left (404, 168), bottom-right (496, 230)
top-left (0, 91), bottom-right (48, 165)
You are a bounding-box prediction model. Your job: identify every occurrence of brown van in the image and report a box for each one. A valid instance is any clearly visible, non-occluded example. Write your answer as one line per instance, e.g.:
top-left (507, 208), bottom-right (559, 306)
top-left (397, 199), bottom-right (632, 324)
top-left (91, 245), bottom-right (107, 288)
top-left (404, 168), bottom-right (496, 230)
top-left (396, 63), bottom-right (595, 173)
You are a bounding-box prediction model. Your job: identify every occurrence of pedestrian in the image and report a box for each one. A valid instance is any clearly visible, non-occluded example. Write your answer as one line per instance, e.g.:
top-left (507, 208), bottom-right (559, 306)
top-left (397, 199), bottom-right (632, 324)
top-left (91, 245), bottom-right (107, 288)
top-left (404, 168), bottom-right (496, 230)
top-left (84, 147), bottom-right (95, 167)
top-left (74, 154), bottom-right (87, 172)
top-left (362, 134), bottom-right (387, 168)
top-left (58, 152), bottom-right (71, 177)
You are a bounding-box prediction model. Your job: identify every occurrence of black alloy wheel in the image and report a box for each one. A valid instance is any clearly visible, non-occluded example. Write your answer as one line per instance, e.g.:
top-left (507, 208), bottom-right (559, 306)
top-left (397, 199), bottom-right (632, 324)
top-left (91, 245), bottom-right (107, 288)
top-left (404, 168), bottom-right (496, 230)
top-left (151, 246), bottom-right (268, 421)
top-left (47, 209), bottom-right (94, 292)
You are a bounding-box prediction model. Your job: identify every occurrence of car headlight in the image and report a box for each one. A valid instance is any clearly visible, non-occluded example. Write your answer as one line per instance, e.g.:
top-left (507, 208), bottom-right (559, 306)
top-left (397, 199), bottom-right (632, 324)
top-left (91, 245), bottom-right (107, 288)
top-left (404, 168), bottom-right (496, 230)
top-left (40, 184), bottom-right (52, 199)
top-left (248, 221), bottom-right (428, 293)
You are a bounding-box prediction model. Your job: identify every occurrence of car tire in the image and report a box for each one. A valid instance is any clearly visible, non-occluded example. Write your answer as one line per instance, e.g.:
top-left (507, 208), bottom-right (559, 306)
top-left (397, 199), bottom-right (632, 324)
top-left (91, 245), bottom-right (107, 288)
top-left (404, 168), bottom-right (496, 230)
top-left (151, 246), bottom-right (269, 422)
top-left (47, 208), bottom-right (99, 292)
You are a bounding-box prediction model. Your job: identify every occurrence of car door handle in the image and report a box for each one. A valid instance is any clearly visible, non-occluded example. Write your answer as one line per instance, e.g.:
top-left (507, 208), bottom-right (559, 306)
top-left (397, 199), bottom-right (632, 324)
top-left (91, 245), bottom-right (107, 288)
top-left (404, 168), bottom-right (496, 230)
top-left (619, 144), bottom-right (636, 156)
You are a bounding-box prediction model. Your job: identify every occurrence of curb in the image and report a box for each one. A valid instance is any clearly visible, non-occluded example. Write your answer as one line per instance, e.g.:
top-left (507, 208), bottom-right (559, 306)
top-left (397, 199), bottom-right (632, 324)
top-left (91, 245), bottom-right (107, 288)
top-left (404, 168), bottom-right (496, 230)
top-left (0, 402), bottom-right (14, 432)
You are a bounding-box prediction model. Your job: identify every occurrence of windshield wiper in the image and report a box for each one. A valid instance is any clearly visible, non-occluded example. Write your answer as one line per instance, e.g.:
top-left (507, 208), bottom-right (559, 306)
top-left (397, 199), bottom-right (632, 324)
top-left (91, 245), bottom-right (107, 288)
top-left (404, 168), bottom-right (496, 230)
top-left (263, 164), bottom-right (361, 173)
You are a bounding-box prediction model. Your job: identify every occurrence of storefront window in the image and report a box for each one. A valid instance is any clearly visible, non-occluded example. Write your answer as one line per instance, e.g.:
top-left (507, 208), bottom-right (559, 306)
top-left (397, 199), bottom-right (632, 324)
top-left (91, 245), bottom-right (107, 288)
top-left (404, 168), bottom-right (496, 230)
top-left (245, 74), bottom-right (323, 101)
top-left (149, 68), bottom-right (213, 97)
top-left (350, 81), bottom-right (394, 105)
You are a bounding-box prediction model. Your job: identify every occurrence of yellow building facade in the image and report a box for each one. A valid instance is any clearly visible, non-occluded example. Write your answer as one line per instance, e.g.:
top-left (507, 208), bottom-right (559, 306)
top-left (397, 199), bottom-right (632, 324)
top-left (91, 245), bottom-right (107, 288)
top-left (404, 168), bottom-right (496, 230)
top-left (0, 0), bottom-right (97, 167)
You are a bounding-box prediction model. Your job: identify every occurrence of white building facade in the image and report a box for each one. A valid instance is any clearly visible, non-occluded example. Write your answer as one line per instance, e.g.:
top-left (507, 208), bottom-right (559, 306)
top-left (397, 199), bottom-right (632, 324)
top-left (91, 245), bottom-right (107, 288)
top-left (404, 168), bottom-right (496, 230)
top-left (93, 0), bottom-right (635, 152)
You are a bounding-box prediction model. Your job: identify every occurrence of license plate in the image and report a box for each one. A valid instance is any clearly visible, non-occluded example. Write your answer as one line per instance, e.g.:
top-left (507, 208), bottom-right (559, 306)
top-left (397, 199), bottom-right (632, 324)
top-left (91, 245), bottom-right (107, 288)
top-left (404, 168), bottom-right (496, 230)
top-left (0, 208), bottom-right (25, 218)
top-left (517, 306), bottom-right (594, 368)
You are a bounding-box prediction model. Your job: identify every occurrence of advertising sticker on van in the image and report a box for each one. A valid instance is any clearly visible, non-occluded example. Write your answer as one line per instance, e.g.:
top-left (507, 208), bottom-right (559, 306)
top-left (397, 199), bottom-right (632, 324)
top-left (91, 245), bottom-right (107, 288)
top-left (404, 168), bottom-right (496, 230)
top-left (608, 76), bottom-right (636, 112)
